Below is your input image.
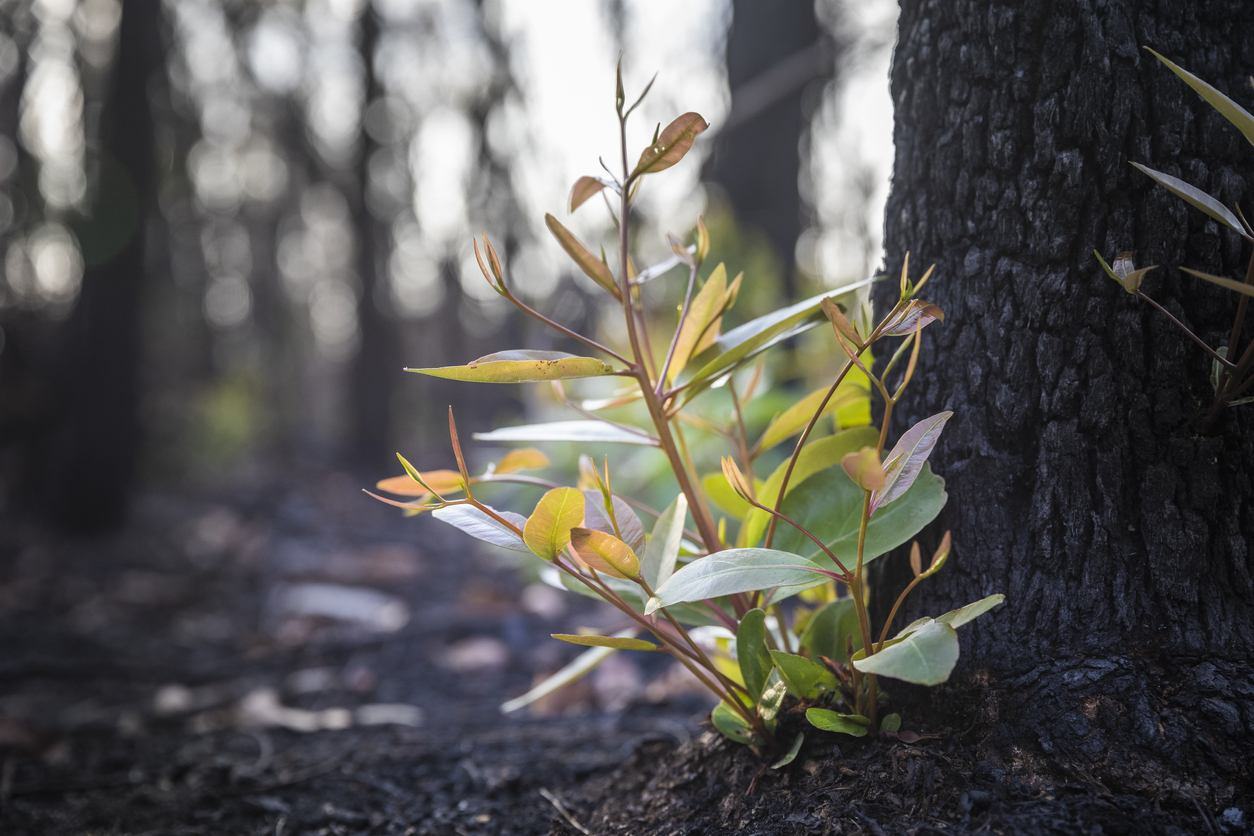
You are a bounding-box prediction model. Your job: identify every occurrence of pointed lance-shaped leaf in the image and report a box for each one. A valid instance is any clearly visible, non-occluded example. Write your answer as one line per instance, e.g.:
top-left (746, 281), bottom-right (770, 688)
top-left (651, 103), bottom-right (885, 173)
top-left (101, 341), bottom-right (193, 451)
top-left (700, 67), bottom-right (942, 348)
top-left (640, 493), bottom-right (687, 588)
top-left (921, 531), bottom-right (952, 578)
top-left (544, 214), bottom-right (622, 298)
top-left (646, 549), bottom-right (832, 614)
top-left (632, 112), bottom-right (709, 178)
top-left (474, 420), bottom-right (660, 447)
top-left (431, 505), bottom-right (530, 553)
top-left (805, 708), bottom-right (869, 737)
top-left (500, 629), bottom-right (635, 713)
top-left (551, 633), bottom-right (657, 651)
top-left (696, 216), bottom-right (710, 264)
top-left (1130, 163), bottom-right (1251, 240)
top-left (523, 488), bottom-right (585, 562)
top-left (736, 608), bottom-right (773, 702)
top-left (755, 383), bottom-right (868, 454)
top-left (880, 299), bottom-right (945, 337)
top-left (568, 527), bottom-right (640, 579)
top-left (871, 411), bottom-right (953, 514)
top-left (580, 492), bottom-right (646, 554)
top-left (569, 176), bottom-right (608, 213)
top-left (821, 296), bottom-right (861, 345)
top-left (1145, 48), bottom-right (1254, 149)
top-left (376, 466), bottom-right (465, 498)
top-left (1180, 267), bottom-right (1254, 298)
top-left (408, 350), bottom-right (619, 384)
top-left (668, 263), bottom-right (730, 382)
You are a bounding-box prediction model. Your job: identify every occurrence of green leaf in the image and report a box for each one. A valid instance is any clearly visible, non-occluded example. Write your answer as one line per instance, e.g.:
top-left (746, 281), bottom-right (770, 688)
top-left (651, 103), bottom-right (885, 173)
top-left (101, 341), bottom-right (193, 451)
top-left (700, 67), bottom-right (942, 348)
top-left (474, 420), bottom-right (659, 447)
top-left (1131, 163), bottom-right (1250, 240)
top-left (1180, 267), bottom-right (1254, 298)
top-left (581, 492), bottom-right (647, 554)
top-left (702, 471), bottom-right (753, 519)
top-left (871, 412), bottom-right (952, 514)
top-left (805, 708), bottom-right (869, 737)
top-left (568, 527), bottom-right (640, 579)
top-left (632, 112), bottom-right (709, 178)
top-left (431, 505), bottom-right (529, 553)
top-left (500, 632), bottom-right (630, 713)
top-left (736, 608), bottom-right (774, 702)
top-left (711, 701), bottom-right (760, 745)
top-left (880, 713), bottom-right (902, 733)
top-left (799, 598), bottom-right (862, 664)
top-left (931, 593), bottom-right (1006, 631)
top-left (551, 634), bottom-right (657, 651)
top-left (1146, 48), bottom-right (1254, 149)
top-left (756, 384), bottom-right (869, 453)
top-left (640, 494), bottom-right (687, 588)
top-left (758, 668), bottom-right (787, 727)
top-left (645, 549), bottom-right (831, 615)
top-left (673, 280), bottom-right (879, 408)
top-left (545, 213), bottom-right (621, 297)
top-left (769, 650), bottom-right (838, 699)
top-left (852, 620), bottom-right (959, 685)
top-left (523, 488), bottom-right (585, 561)
top-left (773, 463), bottom-right (947, 570)
top-left (406, 350), bottom-right (619, 384)
top-left (743, 426), bottom-right (881, 548)
top-left (771, 731), bottom-right (804, 769)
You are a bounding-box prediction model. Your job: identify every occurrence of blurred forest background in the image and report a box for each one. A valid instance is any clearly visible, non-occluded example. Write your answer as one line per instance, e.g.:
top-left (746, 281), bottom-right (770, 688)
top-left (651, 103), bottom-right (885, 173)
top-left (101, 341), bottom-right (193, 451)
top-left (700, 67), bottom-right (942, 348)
top-left (0, 0), bottom-right (897, 534)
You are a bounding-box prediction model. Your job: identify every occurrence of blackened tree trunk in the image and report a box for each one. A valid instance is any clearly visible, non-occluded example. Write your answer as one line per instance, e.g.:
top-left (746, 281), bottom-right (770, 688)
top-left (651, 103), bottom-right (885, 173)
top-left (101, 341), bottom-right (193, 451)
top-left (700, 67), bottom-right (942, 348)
top-left (42, 0), bottom-right (164, 532)
top-left (883, 0), bottom-right (1254, 799)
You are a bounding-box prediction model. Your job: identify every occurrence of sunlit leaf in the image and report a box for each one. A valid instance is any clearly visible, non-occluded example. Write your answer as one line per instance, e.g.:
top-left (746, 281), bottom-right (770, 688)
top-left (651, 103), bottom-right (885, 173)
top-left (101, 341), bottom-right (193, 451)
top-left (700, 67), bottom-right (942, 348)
top-left (871, 411), bottom-right (952, 514)
top-left (773, 463), bottom-right (947, 570)
top-left (568, 527), bottom-right (640, 579)
top-left (569, 175), bottom-right (609, 213)
top-left (702, 471), bottom-right (753, 519)
top-left (668, 263), bottom-right (730, 382)
top-left (770, 650), bottom-right (838, 699)
top-left (376, 469), bottom-right (465, 497)
top-left (1146, 48), bottom-right (1254, 149)
top-left (407, 350), bottom-right (618, 384)
top-left (632, 112), bottom-right (709, 178)
top-left (743, 426), bottom-right (880, 548)
top-left (646, 549), bottom-right (830, 615)
top-left (523, 488), bottom-right (585, 561)
top-left (852, 620), bottom-right (958, 685)
top-left (580, 491), bottom-right (646, 553)
top-left (500, 632), bottom-right (631, 713)
top-left (640, 493), bottom-right (687, 588)
top-left (799, 597), bottom-right (862, 664)
top-left (1180, 267), bottom-right (1254, 298)
top-left (673, 279), bottom-right (879, 408)
top-left (494, 448), bottom-right (550, 475)
top-left (711, 700), bottom-right (760, 745)
top-left (805, 708), bottom-right (869, 737)
top-left (1130, 163), bottom-right (1250, 239)
top-left (431, 505), bottom-right (529, 553)
top-left (930, 593), bottom-right (1005, 631)
top-left (756, 384), bottom-right (869, 453)
top-left (474, 420), bottom-right (659, 447)
top-left (758, 668), bottom-right (787, 728)
top-left (551, 633), bottom-right (657, 650)
top-left (736, 608), bottom-right (773, 702)
top-left (545, 213), bottom-right (622, 297)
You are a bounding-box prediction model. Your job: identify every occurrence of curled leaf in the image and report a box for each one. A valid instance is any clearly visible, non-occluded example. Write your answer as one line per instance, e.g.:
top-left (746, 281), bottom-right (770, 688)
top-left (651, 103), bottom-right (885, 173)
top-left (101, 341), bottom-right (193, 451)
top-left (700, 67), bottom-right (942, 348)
top-left (841, 447), bottom-right (886, 492)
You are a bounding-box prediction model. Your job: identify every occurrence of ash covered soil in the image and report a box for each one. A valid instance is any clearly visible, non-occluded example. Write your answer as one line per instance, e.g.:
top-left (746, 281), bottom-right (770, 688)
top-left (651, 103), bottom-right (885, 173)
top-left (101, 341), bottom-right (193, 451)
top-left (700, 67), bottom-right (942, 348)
top-left (0, 472), bottom-right (1244, 835)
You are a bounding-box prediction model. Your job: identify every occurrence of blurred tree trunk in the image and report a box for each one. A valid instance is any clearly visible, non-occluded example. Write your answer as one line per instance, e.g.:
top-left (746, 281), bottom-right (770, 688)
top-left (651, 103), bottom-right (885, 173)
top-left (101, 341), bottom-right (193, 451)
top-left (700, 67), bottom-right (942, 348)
top-left (706, 0), bottom-right (825, 293)
top-left (882, 0), bottom-right (1254, 797)
top-left (348, 4), bottom-right (402, 474)
top-left (42, 0), bottom-right (164, 532)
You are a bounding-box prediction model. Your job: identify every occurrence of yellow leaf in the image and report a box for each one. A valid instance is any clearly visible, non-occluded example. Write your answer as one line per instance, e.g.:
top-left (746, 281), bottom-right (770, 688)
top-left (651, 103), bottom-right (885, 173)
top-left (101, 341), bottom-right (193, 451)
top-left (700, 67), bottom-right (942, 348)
top-left (669, 263), bottom-right (728, 382)
top-left (841, 447), bottom-right (886, 491)
top-left (375, 469), bottom-right (465, 497)
top-left (408, 350), bottom-right (618, 384)
top-left (495, 448), bottom-right (550, 475)
top-left (568, 527), bottom-right (640, 579)
top-left (551, 634), bottom-right (657, 651)
top-left (524, 488), bottom-right (585, 561)
top-left (757, 383), bottom-right (870, 453)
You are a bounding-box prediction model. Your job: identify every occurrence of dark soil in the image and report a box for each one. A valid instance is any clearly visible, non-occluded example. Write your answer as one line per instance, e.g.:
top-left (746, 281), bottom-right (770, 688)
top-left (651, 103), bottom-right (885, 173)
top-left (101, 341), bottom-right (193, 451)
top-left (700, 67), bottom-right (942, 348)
top-left (0, 473), bottom-right (1247, 835)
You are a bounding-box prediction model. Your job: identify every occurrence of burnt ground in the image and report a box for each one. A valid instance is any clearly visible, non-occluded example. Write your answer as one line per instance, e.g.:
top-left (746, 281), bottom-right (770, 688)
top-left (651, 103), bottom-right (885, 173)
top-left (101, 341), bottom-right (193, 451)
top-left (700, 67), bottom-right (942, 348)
top-left (0, 472), bottom-right (1248, 835)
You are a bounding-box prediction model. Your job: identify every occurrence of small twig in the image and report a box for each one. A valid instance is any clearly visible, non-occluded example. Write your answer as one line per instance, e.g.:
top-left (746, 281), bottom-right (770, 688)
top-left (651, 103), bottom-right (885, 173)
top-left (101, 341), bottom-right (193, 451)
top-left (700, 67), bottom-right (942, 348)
top-left (539, 787), bottom-right (591, 835)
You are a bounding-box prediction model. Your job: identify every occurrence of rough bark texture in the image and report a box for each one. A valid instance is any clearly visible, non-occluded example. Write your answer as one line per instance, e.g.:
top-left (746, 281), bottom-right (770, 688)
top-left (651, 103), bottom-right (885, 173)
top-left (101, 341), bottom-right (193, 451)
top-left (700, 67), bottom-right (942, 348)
top-left (882, 0), bottom-right (1254, 802)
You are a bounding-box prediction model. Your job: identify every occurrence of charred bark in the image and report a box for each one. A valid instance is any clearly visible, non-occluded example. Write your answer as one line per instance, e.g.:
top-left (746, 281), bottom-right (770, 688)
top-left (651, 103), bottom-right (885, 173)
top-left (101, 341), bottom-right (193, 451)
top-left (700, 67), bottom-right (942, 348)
top-left (882, 0), bottom-right (1254, 801)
